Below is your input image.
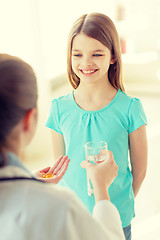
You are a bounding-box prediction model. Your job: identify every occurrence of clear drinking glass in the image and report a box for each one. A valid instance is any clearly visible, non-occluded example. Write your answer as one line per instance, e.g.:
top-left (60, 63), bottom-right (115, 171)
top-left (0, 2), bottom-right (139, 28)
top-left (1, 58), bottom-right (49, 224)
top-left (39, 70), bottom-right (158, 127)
top-left (84, 140), bottom-right (108, 196)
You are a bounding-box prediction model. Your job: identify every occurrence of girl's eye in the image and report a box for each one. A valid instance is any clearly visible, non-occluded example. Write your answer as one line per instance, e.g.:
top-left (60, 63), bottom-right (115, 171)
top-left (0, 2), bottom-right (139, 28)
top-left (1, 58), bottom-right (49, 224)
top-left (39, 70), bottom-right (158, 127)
top-left (93, 54), bottom-right (103, 57)
top-left (73, 54), bottom-right (82, 57)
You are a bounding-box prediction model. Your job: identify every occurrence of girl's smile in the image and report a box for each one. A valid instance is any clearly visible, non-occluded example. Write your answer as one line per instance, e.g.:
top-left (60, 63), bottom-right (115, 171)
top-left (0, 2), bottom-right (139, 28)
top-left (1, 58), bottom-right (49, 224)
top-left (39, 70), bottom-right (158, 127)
top-left (80, 69), bottom-right (98, 75)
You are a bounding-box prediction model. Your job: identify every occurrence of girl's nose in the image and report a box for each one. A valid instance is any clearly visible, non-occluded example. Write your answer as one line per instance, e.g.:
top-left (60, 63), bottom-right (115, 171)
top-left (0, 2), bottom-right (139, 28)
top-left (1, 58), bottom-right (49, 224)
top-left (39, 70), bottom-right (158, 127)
top-left (81, 57), bottom-right (92, 67)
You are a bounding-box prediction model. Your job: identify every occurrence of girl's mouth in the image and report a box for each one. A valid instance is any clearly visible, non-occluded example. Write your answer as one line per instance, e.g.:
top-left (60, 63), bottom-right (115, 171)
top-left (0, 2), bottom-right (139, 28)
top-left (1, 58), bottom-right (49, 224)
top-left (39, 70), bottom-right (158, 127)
top-left (80, 69), bottom-right (98, 74)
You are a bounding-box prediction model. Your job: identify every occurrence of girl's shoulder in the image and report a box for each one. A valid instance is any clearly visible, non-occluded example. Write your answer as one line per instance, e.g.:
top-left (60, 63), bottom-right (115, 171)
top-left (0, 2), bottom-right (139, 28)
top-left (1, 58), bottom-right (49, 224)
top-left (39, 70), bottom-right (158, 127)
top-left (51, 92), bottom-right (73, 104)
top-left (116, 90), bottom-right (145, 116)
top-left (117, 90), bottom-right (146, 119)
top-left (50, 92), bottom-right (74, 108)
top-left (118, 90), bottom-right (142, 106)
top-left (118, 90), bottom-right (138, 101)
top-left (50, 92), bottom-right (75, 113)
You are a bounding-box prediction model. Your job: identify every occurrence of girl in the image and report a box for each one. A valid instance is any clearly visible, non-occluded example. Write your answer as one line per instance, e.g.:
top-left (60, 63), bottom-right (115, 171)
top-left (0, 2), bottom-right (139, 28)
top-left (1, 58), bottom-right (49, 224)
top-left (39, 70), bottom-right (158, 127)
top-left (46, 13), bottom-right (148, 240)
top-left (0, 53), bottom-right (125, 239)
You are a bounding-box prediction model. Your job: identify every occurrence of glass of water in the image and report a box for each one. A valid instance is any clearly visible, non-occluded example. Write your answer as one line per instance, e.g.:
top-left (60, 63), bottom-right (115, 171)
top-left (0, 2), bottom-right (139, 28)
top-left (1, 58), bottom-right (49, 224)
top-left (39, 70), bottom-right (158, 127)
top-left (84, 140), bottom-right (108, 196)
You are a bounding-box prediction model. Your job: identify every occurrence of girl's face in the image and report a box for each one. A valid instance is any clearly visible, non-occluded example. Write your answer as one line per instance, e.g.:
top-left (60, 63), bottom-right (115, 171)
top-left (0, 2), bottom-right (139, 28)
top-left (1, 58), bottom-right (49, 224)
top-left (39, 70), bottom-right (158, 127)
top-left (71, 33), bottom-right (113, 86)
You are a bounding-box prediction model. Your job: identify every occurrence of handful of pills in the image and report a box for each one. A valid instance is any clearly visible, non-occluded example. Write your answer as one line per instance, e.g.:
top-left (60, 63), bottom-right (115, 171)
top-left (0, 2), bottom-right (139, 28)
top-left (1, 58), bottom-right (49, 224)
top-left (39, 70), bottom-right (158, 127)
top-left (42, 172), bottom-right (54, 178)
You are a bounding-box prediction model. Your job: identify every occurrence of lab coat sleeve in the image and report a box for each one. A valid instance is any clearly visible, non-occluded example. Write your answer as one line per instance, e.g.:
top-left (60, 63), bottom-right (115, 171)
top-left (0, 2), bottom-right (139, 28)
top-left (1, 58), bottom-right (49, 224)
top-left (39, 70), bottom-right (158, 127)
top-left (64, 193), bottom-right (125, 240)
top-left (93, 200), bottom-right (125, 239)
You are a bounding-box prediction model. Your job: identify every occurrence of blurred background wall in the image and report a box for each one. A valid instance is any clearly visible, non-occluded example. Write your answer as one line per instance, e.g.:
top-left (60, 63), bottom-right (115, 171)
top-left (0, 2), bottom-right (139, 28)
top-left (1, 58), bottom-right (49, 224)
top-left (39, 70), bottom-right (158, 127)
top-left (0, 0), bottom-right (160, 239)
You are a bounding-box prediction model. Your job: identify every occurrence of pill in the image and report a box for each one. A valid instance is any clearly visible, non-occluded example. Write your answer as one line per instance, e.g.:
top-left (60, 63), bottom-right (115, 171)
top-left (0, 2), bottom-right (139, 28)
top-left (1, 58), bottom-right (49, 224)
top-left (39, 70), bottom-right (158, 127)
top-left (42, 172), bottom-right (54, 178)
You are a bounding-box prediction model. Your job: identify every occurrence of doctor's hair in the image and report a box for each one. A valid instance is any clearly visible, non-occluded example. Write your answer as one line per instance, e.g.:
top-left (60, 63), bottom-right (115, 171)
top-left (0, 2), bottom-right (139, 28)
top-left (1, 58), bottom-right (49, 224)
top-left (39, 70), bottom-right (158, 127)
top-left (67, 12), bottom-right (124, 91)
top-left (0, 54), bottom-right (38, 166)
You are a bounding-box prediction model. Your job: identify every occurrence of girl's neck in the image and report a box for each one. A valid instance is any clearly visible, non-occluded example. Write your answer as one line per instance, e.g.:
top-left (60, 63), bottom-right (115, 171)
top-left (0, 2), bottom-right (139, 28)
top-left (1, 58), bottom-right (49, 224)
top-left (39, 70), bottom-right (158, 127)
top-left (74, 82), bottom-right (117, 111)
top-left (75, 79), bottom-right (117, 98)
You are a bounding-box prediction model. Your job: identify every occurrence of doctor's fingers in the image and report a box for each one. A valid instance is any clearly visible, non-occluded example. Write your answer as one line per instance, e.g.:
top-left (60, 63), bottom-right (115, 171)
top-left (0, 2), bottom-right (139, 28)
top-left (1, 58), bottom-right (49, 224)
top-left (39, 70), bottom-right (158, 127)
top-left (56, 160), bottom-right (70, 176)
top-left (105, 151), bottom-right (118, 179)
top-left (49, 156), bottom-right (69, 173)
top-left (40, 166), bottom-right (51, 173)
top-left (51, 156), bottom-right (70, 174)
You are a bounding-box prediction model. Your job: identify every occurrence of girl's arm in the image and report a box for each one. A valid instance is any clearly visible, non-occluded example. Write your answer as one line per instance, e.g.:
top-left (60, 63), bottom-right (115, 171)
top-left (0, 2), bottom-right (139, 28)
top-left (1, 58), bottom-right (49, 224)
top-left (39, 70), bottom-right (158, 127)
top-left (129, 124), bottom-right (148, 197)
top-left (51, 129), bottom-right (65, 161)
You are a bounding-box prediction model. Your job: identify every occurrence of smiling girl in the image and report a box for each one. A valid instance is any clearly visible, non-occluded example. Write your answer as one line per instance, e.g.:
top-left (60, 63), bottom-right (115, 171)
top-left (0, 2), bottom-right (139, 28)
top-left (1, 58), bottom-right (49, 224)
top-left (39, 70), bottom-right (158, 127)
top-left (46, 13), bottom-right (148, 240)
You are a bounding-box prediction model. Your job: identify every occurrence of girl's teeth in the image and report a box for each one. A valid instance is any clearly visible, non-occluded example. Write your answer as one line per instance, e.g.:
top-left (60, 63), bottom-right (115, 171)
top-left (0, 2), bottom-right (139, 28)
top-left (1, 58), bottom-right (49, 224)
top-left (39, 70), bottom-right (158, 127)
top-left (82, 70), bottom-right (95, 74)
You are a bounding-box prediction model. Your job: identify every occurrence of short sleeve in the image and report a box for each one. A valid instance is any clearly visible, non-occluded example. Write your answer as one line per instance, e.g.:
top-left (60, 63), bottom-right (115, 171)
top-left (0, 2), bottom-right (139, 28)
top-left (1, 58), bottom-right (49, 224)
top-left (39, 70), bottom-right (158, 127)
top-left (45, 99), bottom-right (63, 134)
top-left (128, 98), bottom-right (147, 134)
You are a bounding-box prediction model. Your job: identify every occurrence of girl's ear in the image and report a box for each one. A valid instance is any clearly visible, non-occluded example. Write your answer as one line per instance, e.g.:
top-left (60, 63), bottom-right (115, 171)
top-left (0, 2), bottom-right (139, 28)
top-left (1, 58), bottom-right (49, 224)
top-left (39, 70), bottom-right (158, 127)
top-left (110, 57), bottom-right (116, 64)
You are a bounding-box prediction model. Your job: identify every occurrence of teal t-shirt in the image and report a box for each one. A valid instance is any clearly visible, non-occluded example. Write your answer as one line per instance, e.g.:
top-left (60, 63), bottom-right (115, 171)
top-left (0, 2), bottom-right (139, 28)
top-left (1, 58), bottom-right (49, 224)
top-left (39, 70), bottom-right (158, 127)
top-left (46, 89), bottom-right (147, 228)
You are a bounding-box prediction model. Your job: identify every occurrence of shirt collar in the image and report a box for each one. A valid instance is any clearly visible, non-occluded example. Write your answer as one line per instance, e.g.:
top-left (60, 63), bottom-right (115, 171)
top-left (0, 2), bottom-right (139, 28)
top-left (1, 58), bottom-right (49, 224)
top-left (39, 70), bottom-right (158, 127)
top-left (0, 152), bottom-right (31, 174)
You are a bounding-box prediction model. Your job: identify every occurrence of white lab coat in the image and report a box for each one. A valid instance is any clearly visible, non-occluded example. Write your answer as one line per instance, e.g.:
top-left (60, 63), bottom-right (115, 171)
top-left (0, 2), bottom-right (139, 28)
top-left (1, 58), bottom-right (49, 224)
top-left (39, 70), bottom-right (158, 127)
top-left (0, 165), bottom-right (125, 240)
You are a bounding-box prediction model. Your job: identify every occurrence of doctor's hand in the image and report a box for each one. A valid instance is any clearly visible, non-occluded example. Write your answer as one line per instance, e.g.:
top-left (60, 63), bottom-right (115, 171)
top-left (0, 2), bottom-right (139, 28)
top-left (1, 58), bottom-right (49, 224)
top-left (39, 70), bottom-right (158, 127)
top-left (32, 155), bottom-right (70, 184)
top-left (81, 151), bottom-right (118, 202)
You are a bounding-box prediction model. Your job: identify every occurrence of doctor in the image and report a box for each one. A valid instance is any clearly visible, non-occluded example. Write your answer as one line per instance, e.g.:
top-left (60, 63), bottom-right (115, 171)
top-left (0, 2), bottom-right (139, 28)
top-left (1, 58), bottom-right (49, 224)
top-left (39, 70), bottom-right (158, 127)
top-left (0, 54), bottom-right (125, 240)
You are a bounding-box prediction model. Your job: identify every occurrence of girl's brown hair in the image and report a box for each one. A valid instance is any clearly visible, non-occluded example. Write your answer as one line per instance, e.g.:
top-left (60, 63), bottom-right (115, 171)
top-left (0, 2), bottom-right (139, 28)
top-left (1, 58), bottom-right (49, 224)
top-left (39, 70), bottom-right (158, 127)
top-left (0, 54), bottom-right (38, 166)
top-left (67, 12), bottom-right (124, 91)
